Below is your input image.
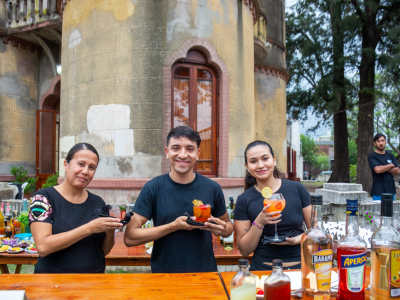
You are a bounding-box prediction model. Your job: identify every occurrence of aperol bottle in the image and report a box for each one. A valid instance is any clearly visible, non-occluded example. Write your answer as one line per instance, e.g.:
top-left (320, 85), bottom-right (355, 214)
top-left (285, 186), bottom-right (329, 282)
top-left (337, 199), bottom-right (367, 300)
top-left (264, 259), bottom-right (290, 300)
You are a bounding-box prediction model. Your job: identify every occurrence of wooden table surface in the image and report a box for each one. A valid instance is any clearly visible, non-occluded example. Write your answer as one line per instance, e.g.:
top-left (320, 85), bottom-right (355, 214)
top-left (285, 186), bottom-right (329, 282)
top-left (0, 232), bottom-right (251, 273)
top-left (0, 272), bottom-right (229, 299)
top-left (220, 267), bottom-right (371, 299)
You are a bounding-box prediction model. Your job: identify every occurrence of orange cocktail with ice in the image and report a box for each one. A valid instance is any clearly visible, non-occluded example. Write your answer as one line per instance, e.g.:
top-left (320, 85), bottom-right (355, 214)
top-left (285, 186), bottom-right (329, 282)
top-left (192, 200), bottom-right (211, 223)
top-left (261, 188), bottom-right (286, 242)
top-left (263, 198), bottom-right (286, 214)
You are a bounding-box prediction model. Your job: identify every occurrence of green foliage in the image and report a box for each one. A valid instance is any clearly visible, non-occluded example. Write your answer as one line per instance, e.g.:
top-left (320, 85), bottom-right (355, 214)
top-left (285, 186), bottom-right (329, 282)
top-left (42, 173), bottom-right (59, 189)
top-left (17, 213), bottom-right (29, 228)
top-left (301, 134), bottom-right (318, 167)
top-left (349, 164), bottom-right (357, 183)
top-left (10, 166), bottom-right (38, 194)
top-left (348, 140), bottom-right (358, 165)
top-left (316, 153), bottom-right (330, 170)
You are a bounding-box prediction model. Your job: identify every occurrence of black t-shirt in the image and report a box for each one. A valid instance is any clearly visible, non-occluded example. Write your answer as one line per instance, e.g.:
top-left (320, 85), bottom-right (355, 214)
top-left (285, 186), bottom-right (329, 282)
top-left (133, 173), bottom-right (227, 273)
top-left (368, 151), bottom-right (398, 196)
top-left (234, 179), bottom-right (311, 270)
top-left (29, 187), bottom-right (106, 273)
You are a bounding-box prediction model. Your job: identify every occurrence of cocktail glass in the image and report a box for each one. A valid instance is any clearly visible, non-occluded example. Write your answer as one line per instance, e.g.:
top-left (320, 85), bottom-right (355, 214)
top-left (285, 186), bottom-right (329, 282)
top-left (193, 204), bottom-right (211, 223)
top-left (264, 193), bottom-right (286, 242)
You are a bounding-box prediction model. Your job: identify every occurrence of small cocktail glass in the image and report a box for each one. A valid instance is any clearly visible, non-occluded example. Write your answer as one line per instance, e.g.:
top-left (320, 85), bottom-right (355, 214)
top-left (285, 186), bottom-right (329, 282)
top-left (193, 204), bottom-right (211, 223)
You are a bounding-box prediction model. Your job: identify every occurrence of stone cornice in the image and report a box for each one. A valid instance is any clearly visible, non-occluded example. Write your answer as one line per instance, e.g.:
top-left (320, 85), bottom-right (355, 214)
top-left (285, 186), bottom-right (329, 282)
top-left (61, 0), bottom-right (261, 25)
top-left (254, 64), bottom-right (290, 83)
top-left (267, 36), bottom-right (286, 52)
top-left (242, 0), bottom-right (260, 25)
top-left (1, 35), bottom-right (41, 53)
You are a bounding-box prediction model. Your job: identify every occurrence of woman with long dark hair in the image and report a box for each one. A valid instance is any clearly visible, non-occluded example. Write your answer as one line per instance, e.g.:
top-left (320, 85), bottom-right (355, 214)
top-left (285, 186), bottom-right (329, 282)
top-left (29, 143), bottom-right (123, 273)
top-left (234, 141), bottom-right (312, 270)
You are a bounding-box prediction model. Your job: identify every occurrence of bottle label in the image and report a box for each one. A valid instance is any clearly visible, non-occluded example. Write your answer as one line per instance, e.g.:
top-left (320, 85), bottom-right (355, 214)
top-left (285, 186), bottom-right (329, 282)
top-left (340, 251), bottom-right (367, 292)
top-left (390, 249), bottom-right (400, 298)
top-left (313, 249), bottom-right (333, 291)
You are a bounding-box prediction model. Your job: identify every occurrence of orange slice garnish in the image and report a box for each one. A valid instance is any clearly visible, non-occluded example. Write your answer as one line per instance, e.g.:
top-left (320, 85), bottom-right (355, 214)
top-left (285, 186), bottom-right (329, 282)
top-left (192, 199), bottom-right (203, 206)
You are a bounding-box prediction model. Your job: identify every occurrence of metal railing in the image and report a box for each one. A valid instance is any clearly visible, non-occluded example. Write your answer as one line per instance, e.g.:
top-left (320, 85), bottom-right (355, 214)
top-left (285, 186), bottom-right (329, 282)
top-left (6, 0), bottom-right (59, 29)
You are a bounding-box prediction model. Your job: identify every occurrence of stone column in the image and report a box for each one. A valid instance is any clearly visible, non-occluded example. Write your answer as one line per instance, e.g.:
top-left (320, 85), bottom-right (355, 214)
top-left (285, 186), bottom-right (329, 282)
top-left (254, 0), bottom-right (288, 173)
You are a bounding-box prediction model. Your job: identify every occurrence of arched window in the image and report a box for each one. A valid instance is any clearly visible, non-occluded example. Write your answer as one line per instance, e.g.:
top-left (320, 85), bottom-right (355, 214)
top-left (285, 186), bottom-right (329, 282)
top-left (171, 50), bottom-right (218, 176)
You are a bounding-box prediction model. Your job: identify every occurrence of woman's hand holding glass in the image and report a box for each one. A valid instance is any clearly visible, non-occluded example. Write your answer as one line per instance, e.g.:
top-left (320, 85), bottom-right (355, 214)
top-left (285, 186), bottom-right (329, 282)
top-left (88, 217), bottom-right (123, 233)
top-left (255, 204), bottom-right (282, 227)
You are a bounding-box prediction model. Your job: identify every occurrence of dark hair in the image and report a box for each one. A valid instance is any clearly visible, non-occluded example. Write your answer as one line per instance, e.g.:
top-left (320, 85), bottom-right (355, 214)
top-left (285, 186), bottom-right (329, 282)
top-left (66, 143), bottom-right (100, 164)
top-left (244, 140), bottom-right (285, 190)
top-left (373, 133), bottom-right (386, 142)
top-left (167, 126), bottom-right (201, 148)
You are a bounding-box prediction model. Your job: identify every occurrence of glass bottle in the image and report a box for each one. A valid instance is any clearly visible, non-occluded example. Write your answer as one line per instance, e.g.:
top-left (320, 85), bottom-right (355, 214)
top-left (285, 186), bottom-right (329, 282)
top-left (301, 195), bottom-right (333, 300)
top-left (229, 197), bottom-right (235, 219)
top-left (370, 193), bottom-right (400, 300)
top-left (224, 220), bottom-right (234, 250)
top-left (230, 258), bottom-right (257, 300)
top-left (337, 199), bottom-right (367, 300)
top-left (12, 210), bottom-right (21, 235)
top-left (20, 199), bottom-right (29, 233)
top-left (264, 259), bottom-right (291, 300)
top-left (0, 206), bottom-right (4, 235)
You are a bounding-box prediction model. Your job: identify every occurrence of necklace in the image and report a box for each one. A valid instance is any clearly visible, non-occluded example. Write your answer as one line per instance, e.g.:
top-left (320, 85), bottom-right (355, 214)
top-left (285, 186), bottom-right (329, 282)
top-left (255, 179), bottom-right (280, 193)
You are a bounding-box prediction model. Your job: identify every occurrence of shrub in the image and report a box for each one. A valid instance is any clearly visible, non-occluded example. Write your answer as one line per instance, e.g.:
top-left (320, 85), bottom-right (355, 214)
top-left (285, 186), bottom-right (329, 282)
top-left (42, 172), bottom-right (59, 189)
top-left (10, 166), bottom-right (38, 194)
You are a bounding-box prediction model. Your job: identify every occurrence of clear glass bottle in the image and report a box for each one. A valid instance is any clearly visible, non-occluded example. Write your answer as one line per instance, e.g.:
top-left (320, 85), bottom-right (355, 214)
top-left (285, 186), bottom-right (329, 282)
top-left (337, 199), bottom-right (367, 300)
top-left (301, 195), bottom-right (333, 300)
top-left (230, 258), bottom-right (257, 300)
top-left (370, 194), bottom-right (400, 300)
top-left (0, 206), bottom-right (4, 235)
top-left (264, 259), bottom-right (291, 300)
top-left (224, 220), bottom-right (234, 250)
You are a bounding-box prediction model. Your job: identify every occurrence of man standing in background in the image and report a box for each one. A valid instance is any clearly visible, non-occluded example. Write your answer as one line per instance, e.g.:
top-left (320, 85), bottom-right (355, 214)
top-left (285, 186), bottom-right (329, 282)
top-left (368, 133), bottom-right (400, 200)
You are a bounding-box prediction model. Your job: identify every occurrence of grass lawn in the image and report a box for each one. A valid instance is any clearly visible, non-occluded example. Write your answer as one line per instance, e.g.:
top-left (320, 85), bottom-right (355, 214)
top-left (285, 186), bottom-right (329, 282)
top-left (3, 264), bottom-right (35, 274)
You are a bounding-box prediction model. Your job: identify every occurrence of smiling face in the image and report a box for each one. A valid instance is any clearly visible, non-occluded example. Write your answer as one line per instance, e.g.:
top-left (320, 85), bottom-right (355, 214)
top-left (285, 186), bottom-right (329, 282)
top-left (374, 136), bottom-right (386, 152)
top-left (165, 136), bottom-right (200, 177)
top-left (64, 149), bottom-right (98, 189)
top-left (245, 145), bottom-right (276, 182)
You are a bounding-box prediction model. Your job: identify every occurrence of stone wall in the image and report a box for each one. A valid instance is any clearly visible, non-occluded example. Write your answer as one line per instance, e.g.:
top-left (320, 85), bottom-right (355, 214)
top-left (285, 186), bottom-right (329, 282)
top-left (61, 0), bottom-right (256, 179)
top-left (0, 41), bottom-right (39, 175)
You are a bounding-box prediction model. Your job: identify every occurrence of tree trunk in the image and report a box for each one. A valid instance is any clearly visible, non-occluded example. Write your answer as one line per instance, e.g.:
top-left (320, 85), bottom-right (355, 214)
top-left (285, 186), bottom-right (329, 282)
top-left (356, 0), bottom-right (378, 192)
top-left (328, 0), bottom-right (350, 183)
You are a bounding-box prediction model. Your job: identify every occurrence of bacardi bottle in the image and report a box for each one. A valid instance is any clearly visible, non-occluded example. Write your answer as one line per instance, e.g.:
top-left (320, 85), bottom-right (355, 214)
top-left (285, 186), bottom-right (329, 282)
top-left (370, 193), bottom-right (400, 300)
top-left (301, 195), bottom-right (333, 300)
top-left (337, 199), bottom-right (367, 300)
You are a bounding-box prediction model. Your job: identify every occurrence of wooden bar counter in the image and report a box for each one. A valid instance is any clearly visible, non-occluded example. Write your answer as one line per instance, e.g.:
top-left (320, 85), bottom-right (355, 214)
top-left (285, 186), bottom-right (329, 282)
top-left (220, 267), bottom-right (371, 299)
top-left (0, 272), bottom-right (228, 299)
top-left (0, 233), bottom-right (251, 273)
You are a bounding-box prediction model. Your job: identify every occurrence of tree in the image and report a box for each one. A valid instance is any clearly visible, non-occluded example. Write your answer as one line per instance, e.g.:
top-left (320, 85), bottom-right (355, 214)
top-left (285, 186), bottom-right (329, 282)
top-left (316, 153), bottom-right (331, 170)
top-left (348, 139), bottom-right (358, 165)
top-left (351, 0), bottom-right (400, 192)
top-left (286, 0), bottom-right (355, 183)
top-left (374, 72), bottom-right (400, 159)
top-left (301, 134), bottom-right (318, 169)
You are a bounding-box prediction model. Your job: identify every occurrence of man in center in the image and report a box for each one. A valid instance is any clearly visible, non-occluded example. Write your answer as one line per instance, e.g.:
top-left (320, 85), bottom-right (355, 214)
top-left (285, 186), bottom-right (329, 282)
top-left (124, 126), bottom-right (233, 273)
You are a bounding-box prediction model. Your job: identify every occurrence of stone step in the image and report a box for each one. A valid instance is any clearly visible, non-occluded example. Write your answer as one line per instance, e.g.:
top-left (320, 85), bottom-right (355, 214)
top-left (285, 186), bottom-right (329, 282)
top-left (322, 183), bottom-right (363, 192)
top-left (315, 189), bottom-right (368, 204)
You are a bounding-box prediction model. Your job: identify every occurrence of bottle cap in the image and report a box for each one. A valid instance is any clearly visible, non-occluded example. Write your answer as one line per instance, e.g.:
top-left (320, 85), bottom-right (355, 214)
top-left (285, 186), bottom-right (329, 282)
top-left (311, 195), bottom-right (323, 205)
top-left (272, 259), bottom-right (283, 267)
top-left (381, 194), bottom-right (393, 217)
top-left (238, 259), bottom-right (249, 266)
top-left (346, 199), bottom-right (358, 215)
